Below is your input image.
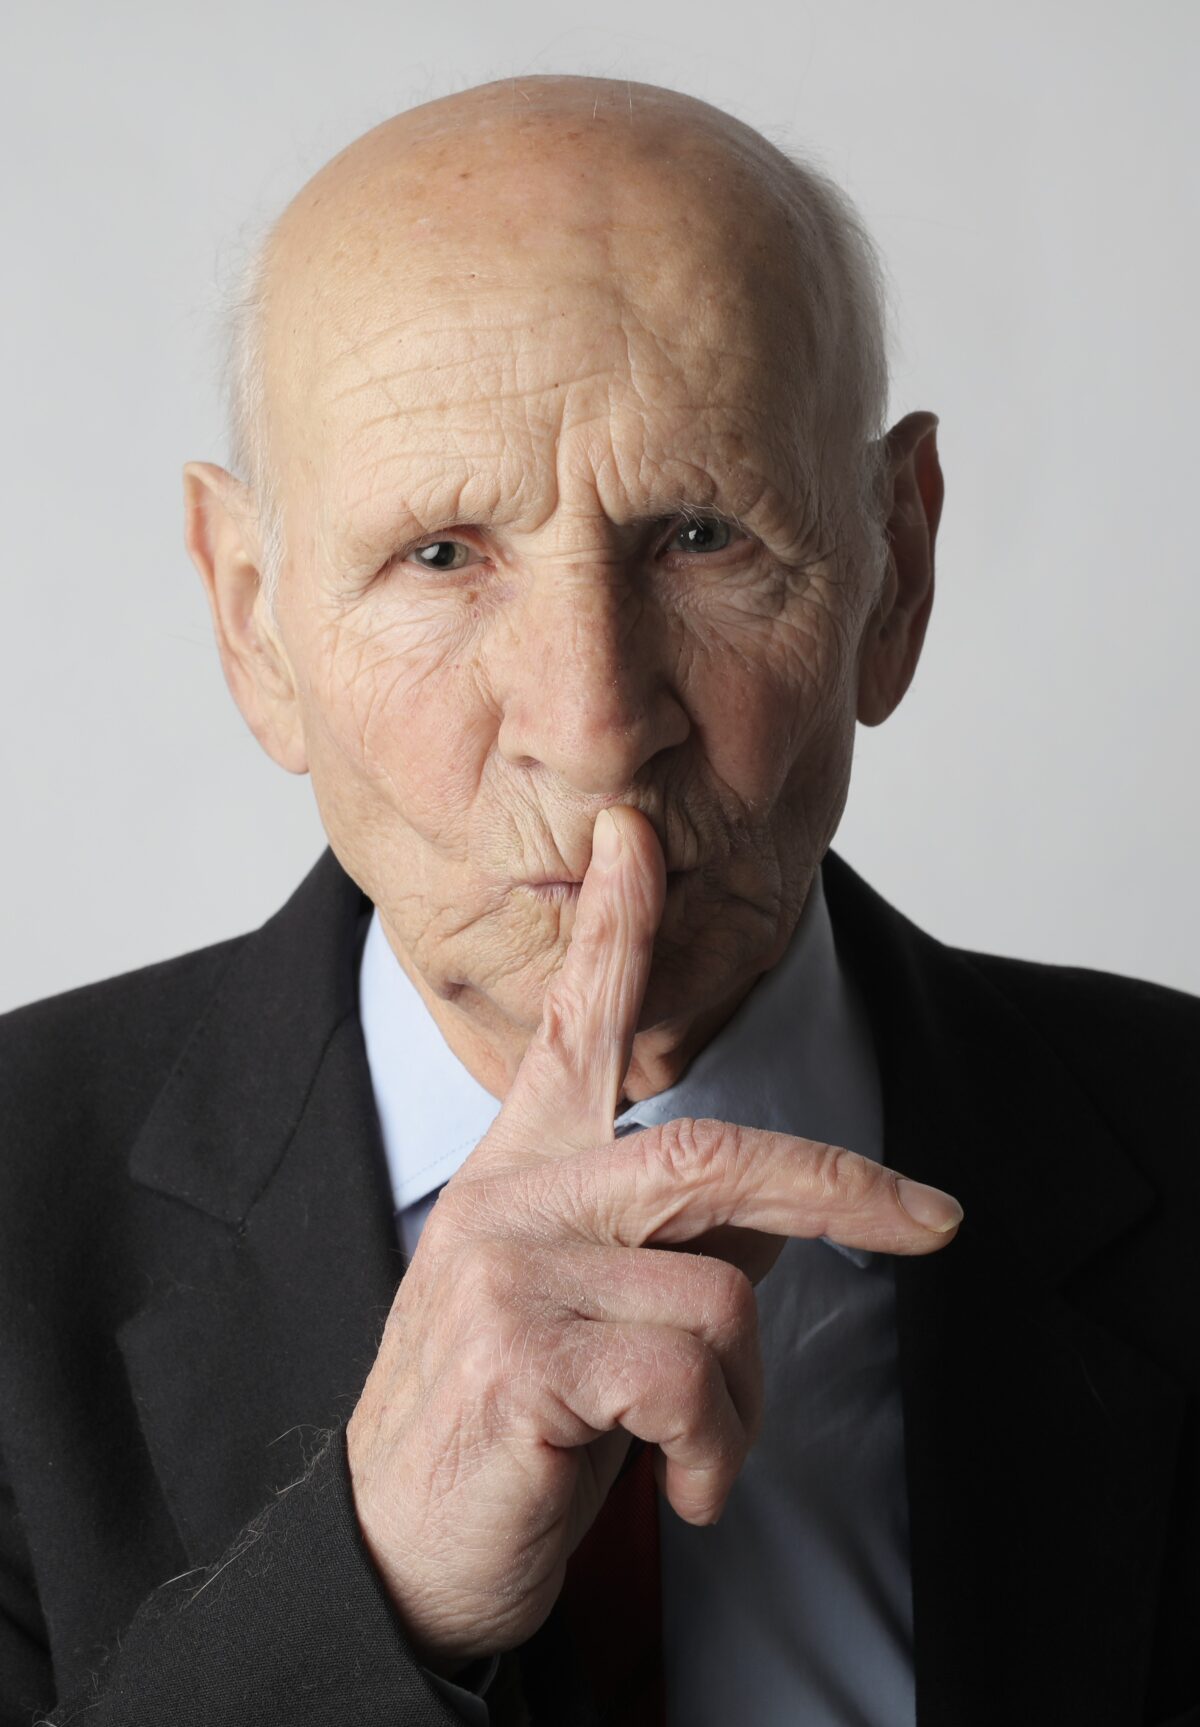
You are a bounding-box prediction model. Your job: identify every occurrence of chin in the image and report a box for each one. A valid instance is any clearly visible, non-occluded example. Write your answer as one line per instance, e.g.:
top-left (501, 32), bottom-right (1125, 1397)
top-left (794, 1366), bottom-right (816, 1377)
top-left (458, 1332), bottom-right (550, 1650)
top-left (634, 882), bottom-right (787, 1034)
top-left (428, 868), bottom-right (785, 1043)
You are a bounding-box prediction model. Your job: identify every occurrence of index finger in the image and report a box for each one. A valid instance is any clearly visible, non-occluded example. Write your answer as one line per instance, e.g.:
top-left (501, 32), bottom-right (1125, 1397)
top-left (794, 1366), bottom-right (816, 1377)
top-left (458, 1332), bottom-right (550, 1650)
top-left (484, 805), bottom-right (666, 1166)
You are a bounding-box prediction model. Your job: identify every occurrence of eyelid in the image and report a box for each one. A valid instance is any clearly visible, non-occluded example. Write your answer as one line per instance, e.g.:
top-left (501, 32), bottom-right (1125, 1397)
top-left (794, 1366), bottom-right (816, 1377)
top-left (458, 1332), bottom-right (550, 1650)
top-left (658, 511), bottom-right (750, 556)
top-left (400, 529), bottom-right (488, 572)
top-left (393, 512), bottom-right (751, 572)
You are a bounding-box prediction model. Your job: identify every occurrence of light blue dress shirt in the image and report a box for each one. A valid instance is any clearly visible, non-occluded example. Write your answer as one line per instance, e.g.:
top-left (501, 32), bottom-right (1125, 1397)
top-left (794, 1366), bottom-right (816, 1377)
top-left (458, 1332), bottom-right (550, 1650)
top-left (358, 864), bottom-right (916, 1726)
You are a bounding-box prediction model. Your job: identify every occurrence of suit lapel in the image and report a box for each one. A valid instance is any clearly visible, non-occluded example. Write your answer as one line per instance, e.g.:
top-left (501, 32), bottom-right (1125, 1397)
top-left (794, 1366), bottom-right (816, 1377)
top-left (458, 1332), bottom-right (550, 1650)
top-left (117, 850), bottom-right (404, 1568)
top-left (824, 853), bottom-right (1185, 1726)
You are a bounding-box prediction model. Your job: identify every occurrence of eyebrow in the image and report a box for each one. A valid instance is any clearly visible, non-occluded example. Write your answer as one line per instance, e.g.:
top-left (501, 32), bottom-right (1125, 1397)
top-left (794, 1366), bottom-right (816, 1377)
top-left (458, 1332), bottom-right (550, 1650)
top-left (339, 488), bottom-right (765, 561)
top-left (329, 428), bottom-right (809, 565)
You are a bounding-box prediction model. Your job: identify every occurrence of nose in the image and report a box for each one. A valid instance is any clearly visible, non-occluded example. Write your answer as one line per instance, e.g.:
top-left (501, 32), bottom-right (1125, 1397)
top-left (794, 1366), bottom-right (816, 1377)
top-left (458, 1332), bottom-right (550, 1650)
top-left (494, 569), bottom-right (690, 796)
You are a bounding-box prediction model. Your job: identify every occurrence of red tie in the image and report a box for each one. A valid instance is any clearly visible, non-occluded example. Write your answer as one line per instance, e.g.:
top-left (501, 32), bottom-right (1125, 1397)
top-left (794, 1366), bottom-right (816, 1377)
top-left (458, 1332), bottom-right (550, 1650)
top-left (558, 1441), bottom-right (665, 1726)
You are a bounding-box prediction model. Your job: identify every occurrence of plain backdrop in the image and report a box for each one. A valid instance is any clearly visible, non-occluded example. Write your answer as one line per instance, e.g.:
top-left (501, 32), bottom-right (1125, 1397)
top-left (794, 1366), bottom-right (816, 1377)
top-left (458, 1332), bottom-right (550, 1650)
top-left (1, 0), bottom-right (1196, 1013)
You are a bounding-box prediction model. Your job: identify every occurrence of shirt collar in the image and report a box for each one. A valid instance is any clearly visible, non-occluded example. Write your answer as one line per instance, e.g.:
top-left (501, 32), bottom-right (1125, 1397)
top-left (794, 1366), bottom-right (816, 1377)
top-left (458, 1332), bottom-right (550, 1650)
top-left (358, 864), bottom-right (882, 1267)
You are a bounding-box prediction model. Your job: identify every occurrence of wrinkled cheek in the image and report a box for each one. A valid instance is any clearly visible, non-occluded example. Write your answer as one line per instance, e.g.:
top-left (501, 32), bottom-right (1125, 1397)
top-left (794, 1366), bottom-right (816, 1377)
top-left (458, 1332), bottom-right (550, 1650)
top-left (695, 667), bottom-right (824, 809)
top-left (367, 672), bottom-right (491, 840)
top-left (680, 595), bottom-right (850, 808)
top-left (770, 681), bottom-right (859, 856)
top-left (300, 621), bottom-right (493, 845)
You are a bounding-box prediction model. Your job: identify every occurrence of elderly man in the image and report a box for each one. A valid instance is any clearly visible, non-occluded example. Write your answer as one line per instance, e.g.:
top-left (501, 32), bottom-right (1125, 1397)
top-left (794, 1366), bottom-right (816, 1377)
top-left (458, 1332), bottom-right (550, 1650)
top-left (1, 73), bottom-right (1196, 1727)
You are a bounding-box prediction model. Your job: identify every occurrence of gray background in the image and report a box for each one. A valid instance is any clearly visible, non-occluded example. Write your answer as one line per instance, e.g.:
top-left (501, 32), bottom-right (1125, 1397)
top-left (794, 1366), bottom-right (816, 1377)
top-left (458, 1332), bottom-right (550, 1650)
top-left (2, 0), bottom-right (1196, 1012)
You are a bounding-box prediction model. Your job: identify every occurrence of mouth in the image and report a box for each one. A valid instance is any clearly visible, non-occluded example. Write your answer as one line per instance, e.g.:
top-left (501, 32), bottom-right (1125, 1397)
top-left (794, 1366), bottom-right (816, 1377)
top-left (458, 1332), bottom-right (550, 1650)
top-left (524, 869), bottom-right (692, 904)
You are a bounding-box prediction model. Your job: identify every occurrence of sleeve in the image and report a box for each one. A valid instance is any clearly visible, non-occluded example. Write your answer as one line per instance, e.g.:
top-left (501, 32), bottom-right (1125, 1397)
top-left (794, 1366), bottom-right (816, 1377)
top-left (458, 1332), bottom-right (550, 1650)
top-left (0, 1427), bottom-right (481, 1727)
top-left (0, 1465), bottom-right (50, 1727)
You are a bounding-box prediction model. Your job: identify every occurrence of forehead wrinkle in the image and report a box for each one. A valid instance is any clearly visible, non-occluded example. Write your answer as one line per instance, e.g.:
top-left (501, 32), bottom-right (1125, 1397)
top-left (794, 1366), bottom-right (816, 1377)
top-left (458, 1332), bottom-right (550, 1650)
top-left (290, 259), bottom-right (821, 576)
top-left (330, 428), bottom-right (801, 572)
top-left (293, 209), bottom-right (794, 439)
top-left (318, 343), bottom-right (806, 565)
top-left (259, 78), bottom-right (852, 493)
top-left (340, 367), bottom-right (786, 491)
top-left (319, 322), bottom-right (789, 445)
top-left (316, 276), bottom-right (612, 406)
top-left (318, 302), bottom-right (755, 409)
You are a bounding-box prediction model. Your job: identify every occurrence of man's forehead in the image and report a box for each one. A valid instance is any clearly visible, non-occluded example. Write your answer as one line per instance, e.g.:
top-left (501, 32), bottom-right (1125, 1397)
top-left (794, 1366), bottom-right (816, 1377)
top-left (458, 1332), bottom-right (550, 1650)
top-left (310, 233), bottom-right (786, 421)
top-left (319, 312), bottom-right (801, 566)
top-left (299, 263), bottom-right (803, 556)
top-left (267, 87), bottom-right (803, 380)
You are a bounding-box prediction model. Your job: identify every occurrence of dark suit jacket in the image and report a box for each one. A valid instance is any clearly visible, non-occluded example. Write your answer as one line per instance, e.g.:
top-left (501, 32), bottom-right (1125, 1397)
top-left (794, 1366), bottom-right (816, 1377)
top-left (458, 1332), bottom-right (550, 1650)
top-left (1, 847), bottom-right (1197, 1726)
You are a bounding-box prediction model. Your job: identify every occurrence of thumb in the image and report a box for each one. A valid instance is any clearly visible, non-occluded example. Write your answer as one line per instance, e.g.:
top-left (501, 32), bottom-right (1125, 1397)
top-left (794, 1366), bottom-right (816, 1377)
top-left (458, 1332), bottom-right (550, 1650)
top-left (489, 805), bottom-right (666, 1160)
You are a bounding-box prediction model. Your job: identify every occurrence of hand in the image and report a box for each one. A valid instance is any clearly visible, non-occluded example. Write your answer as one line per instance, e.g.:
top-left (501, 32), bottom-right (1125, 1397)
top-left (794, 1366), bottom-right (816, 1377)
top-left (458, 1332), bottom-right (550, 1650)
top-left (345, 807), bottom-right (962, 1669)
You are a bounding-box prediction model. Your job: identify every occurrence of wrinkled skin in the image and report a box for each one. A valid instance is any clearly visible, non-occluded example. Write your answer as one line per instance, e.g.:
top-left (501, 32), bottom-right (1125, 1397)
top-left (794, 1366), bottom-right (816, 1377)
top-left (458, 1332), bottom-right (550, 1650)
top-left (183, 75), bottom-right (950, 1671)
top-left (186, 76), bottom-right (942, 1102)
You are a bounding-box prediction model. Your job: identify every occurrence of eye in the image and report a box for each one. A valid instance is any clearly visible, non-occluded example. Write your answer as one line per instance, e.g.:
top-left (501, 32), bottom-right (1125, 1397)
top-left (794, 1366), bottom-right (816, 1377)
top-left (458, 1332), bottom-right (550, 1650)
top-left (410, 539), bottom-right (476, 572)
top-left (670, 516), bottom-right (735, 555)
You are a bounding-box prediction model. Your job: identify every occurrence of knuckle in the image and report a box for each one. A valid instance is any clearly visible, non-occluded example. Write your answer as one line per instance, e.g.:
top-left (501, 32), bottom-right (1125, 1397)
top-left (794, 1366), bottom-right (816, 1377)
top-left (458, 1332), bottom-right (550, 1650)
top-left (564, 897), bottom-right (615, 963)
top-left (437, 1325), bottom-right (512, 1441)
top-left (413, 1194), bottom-right (458, 1262)
top-left (444, 1304), bottom-right (549, 1411)
top-left (447, 1325), bottom-right (504, 1398)
top-left (422, 1176), bottom-right (485, 1246)
top-left (651, 1116), bottom-right (729, 1184)
top-left (812, 1140), bottom-right (881, 1209)
top-left (536, 930), bottom-right (606, 1052)
top-left (667, 1333), bottom-right (719, 1420)
top-left (455, 1238), bottom-right (524, 1314)
top-left (547, 1316), bottom-right (607, 1406)
top-left (531, 987), bottom-right (573, 1067)
top-left (432, 1165), bottom-right (535, 1244)
top-left (508, 1158), bottom-right (587, 1243)
top-left (709, 1258), bottom-right (758, 1340)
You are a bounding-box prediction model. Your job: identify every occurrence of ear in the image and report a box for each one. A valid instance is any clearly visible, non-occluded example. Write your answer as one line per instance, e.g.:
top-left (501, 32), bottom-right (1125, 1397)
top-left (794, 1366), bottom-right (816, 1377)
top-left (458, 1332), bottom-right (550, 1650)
top-left (183, 462), bottom-right (308, 774)
top-left (856, 411), bottom-right (944, 727)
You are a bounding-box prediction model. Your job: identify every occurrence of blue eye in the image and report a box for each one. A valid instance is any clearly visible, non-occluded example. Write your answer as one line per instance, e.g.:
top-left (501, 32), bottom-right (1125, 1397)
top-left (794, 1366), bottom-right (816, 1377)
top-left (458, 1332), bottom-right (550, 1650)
top-left (413, 541), bottom-right (471, 571)
top-left (673, 517), bottom-right (733, 554)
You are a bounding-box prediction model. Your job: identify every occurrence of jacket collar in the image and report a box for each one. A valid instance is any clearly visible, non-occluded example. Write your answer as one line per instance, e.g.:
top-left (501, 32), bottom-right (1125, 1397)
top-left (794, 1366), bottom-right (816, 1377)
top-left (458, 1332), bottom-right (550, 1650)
top-left (128, 848), bottom-right (371, 1224)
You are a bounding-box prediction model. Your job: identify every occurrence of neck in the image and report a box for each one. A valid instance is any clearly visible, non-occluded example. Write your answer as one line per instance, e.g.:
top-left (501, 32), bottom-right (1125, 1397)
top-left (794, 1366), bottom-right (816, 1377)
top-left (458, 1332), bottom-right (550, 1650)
top-left (388, 941), bottom-right (767, 1111)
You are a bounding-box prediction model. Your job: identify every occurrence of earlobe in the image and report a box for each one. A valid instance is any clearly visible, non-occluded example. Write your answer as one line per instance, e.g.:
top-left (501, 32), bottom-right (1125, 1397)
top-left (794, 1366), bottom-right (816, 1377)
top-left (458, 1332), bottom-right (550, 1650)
top-left (182, 461), bottom-right (309, 775)
top-left (855, 412), bottom-right (943, 728)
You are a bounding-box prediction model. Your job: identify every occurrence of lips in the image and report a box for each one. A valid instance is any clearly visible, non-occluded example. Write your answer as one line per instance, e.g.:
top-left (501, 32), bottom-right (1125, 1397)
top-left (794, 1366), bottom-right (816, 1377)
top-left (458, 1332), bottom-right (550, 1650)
top-left (524, 879), bottom-right (584, 903)
top-left (522, 869), bottom-right (691, 896)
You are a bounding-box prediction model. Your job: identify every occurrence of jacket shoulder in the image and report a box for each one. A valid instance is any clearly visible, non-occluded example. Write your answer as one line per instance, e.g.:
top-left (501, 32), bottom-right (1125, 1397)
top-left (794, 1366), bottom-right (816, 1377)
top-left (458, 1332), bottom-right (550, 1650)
top-left (1, 933), bottom-right (247, 1067)
top-left (0, 935), bottom-right (249, 1195)
top-left (954, 944), bottom-right (1198, 1192)
top-left (958, 943), bottom-right (1198, 1057)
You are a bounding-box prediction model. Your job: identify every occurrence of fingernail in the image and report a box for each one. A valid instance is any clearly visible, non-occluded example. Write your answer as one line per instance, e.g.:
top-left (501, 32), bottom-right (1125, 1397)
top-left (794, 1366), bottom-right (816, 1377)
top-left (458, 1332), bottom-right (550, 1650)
top-left (896, 1176), bottom-right (963, 1233)
top-left (592, 809), bottom-right (622, 870)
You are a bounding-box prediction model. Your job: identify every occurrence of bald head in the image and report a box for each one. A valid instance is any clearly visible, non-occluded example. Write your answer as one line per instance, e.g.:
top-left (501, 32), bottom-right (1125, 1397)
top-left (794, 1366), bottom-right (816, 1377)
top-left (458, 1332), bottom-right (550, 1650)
top-left (225, 75), bottom-right (890, 608)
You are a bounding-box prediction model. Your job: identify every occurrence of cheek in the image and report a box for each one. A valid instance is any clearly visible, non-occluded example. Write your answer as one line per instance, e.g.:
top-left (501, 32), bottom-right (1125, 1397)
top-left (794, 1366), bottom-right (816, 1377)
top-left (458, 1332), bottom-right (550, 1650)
top-left (683, 595), bottom-right (857, 809)
top-left (296, 603), bottom-right (496, 846)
